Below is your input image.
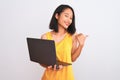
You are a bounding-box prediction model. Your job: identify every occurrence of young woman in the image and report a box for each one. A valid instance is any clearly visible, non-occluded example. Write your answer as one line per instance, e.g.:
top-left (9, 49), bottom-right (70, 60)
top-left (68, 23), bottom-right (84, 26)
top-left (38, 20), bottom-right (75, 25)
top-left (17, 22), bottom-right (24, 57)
top-left (40, 4), bottom-right (87, 80)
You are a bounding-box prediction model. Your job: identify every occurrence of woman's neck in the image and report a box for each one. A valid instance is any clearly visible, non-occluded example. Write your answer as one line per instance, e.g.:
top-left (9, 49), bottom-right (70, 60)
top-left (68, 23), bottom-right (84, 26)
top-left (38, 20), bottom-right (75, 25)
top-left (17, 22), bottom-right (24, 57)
top-left (56, 26), bottom-right (67, 36)
top-left (51, 28), bottom-right (67, 43)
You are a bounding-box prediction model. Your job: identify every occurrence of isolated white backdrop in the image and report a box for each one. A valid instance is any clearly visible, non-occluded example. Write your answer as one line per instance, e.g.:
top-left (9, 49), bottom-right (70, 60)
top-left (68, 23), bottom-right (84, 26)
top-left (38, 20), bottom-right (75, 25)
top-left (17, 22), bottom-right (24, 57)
top-left (0, 0), bottom-right (120, 80)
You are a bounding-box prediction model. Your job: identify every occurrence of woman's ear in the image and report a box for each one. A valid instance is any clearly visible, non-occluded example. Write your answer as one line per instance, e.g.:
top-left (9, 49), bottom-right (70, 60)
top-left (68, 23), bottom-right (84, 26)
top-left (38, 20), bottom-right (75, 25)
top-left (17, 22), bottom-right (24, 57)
top-left (55, 13), bottom-right (59, 19)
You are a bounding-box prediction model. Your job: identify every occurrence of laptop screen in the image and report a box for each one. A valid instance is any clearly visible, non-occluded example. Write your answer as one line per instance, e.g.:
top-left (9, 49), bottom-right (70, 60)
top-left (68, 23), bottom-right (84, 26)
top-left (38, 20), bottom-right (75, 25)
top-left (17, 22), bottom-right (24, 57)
top-left (26, 38), bottom-right (57, 66)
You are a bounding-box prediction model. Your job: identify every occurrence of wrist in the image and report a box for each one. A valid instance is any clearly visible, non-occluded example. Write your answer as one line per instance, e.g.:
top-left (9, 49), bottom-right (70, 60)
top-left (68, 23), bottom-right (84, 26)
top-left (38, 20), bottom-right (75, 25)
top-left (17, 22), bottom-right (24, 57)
top-left (78, 43), bottom-right (84, 48)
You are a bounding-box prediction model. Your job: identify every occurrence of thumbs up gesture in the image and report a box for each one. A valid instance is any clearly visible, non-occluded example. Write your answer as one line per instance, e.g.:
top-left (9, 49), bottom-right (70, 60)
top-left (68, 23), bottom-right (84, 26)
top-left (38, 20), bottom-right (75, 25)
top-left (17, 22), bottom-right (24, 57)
top-left (75, 33), bottom-right (88, 46)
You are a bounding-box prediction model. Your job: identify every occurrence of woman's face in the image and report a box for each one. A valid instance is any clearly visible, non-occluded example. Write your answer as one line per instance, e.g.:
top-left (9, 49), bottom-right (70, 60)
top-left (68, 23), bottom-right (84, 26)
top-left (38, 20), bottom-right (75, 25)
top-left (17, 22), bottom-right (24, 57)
top-left (56, 8), bottom-right (73, 29)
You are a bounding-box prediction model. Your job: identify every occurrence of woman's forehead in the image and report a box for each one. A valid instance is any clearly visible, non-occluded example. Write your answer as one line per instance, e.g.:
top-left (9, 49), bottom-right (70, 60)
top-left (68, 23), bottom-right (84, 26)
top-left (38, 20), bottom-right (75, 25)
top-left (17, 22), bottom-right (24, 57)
top-left (62, 8), bottom-right (73, 16)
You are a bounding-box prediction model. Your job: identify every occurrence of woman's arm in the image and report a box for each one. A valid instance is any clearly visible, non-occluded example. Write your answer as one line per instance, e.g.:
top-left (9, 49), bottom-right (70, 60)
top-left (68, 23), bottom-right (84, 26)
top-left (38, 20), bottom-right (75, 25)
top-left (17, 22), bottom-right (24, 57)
top-left (71, 33), bottom-right (87, 62)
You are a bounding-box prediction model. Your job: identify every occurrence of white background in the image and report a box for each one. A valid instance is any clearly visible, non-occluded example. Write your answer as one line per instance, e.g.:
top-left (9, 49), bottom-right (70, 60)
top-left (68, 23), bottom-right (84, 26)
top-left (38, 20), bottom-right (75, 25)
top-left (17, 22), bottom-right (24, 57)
top-left (0, 0), bottom-right (120, 80)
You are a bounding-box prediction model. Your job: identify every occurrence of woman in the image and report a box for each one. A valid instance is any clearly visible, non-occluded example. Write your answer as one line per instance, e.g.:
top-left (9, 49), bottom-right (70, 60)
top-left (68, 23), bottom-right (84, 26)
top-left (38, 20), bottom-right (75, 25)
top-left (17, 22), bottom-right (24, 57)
top-left (40, 4), bottom-right (87, 80)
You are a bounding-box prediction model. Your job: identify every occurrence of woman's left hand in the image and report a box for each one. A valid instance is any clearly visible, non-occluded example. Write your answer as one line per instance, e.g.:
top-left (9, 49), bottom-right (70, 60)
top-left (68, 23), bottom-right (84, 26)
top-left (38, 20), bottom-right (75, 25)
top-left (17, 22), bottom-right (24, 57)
top-left (47, 64), bottom-right (63, 70)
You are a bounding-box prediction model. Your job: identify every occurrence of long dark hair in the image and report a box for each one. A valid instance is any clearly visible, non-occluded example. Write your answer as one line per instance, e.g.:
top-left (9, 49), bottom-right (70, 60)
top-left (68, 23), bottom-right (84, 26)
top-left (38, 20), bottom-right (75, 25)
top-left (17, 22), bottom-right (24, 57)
top-left (49, 4), bottom-right (76, 35)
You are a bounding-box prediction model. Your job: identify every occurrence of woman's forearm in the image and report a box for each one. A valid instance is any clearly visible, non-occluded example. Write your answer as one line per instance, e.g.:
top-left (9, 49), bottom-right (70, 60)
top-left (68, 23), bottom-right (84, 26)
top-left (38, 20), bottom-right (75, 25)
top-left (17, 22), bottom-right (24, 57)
top-left (71, 45), bottom-right (83, 62)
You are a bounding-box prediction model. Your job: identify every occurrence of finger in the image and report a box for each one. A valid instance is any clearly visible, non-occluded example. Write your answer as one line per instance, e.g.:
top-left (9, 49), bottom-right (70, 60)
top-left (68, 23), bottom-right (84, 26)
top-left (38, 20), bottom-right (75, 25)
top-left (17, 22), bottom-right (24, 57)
top-left (79, 34), bottom-right (88, 38)
top-left (77, 33), bottom-right (83, 36)
top-left (54, 65), bottom-right (56, 70)
top-left (58, 65), bottom-right (63, 70)
top-left (77, 33), bottom-right (88, 37)
top-left (47, 66), bottom-right (52, 69)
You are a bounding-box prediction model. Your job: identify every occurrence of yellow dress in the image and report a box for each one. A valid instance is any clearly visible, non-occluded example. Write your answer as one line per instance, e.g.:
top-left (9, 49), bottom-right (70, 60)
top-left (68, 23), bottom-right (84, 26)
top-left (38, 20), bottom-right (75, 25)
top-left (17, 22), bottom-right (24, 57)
top-left (41, 32), bottom-right (74, 80)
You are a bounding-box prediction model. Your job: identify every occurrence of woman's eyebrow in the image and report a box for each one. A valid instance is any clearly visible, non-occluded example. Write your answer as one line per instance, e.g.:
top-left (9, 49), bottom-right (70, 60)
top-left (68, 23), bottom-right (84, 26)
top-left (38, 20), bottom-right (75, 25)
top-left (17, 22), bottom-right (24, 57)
top-left (64, 13), bottom-right (69, 15)
top-left (64, 13), bottom-right (73, 18)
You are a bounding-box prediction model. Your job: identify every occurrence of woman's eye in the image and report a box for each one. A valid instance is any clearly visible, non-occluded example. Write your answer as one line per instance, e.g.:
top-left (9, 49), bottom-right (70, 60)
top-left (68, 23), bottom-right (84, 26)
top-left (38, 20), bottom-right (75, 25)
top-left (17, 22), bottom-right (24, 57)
top-left (65, 15), bottom-right (68, 17)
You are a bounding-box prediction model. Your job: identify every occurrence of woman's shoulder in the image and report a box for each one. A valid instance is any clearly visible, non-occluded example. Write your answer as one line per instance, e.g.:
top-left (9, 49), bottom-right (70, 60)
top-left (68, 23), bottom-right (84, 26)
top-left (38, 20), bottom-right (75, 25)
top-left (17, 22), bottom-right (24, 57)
top-left (41, 31), bottom-right (52, 39)
top-left (41, 33), bottom-right (47, 39)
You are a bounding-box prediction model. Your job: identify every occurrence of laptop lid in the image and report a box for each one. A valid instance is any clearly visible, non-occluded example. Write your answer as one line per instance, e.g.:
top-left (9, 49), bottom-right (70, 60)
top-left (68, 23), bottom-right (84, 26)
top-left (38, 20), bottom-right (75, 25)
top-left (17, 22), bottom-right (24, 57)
top-left (26, 37), bottom-right (57, 66)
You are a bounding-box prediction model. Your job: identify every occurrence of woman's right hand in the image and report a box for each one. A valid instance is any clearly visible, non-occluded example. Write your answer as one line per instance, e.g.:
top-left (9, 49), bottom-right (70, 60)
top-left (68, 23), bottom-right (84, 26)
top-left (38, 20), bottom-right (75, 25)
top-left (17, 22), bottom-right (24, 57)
top-left (47, 64), bottom-right (63, 70)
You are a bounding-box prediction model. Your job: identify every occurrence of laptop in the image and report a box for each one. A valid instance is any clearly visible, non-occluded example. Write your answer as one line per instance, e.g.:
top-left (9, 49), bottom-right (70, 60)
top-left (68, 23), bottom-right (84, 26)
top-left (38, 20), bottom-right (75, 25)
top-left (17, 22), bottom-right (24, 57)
top-left (26, 37), bottom-right (72, 67)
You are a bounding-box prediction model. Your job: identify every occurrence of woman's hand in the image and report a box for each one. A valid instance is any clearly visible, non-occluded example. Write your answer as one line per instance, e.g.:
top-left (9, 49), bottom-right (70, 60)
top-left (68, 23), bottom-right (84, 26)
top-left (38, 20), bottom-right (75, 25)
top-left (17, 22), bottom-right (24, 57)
top-left (76, 33), bottom-right (88, 46)
top-left (71, 33), bottom-right (88, 62)
top-left (47, 64), bottom-right (63, 70)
